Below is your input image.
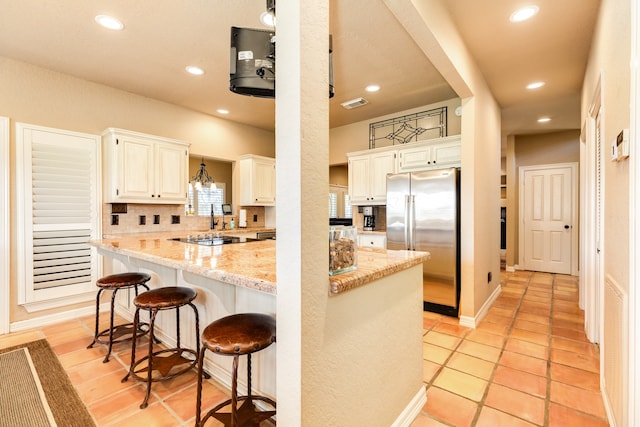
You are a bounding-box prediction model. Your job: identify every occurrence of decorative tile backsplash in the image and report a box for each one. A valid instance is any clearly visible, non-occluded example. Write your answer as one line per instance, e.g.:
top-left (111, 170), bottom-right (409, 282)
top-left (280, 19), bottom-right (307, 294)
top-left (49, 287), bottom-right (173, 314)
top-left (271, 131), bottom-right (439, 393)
top-left (102, 204), bottom-right (265, 236)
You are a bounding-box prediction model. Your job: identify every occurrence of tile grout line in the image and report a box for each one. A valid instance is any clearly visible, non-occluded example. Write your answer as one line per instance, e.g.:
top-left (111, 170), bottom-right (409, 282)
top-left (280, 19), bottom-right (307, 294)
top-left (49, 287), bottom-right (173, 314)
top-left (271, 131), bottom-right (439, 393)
top-left (468, 270), bottom-right (534, 426)
top-left (543, 274), bottom-right (556, 427)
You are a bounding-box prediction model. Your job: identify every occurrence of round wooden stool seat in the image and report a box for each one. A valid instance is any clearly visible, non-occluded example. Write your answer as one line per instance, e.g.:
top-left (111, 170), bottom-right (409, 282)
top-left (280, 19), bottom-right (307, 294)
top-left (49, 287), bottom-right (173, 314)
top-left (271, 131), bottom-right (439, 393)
top-left (202, 313), bottom-right (276, 355)
top-left (87, 272), bottom-right (152, 363)
top-left (196, 313), bottom-right (276, 427)
top-left (96, 272), bottom-right (151, 289)
top-left (133, 286), bottom-right (196, 309)
top-left (122, 286), bottom-right (203, 409)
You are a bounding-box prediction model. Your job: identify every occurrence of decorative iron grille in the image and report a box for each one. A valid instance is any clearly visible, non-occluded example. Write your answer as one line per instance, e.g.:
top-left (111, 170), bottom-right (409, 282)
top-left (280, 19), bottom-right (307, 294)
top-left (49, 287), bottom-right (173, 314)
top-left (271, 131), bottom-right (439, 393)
top-left (369, 106), bottom-right (447, 149)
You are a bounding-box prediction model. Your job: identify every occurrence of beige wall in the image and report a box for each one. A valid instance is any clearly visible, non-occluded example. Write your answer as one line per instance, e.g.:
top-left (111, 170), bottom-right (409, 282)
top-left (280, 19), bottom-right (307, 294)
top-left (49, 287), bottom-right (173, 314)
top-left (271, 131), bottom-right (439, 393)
top-left (581, 0), bottom-right (631, 425)
top-left (0, 56), bottom-right (275, 323)
top-left (329, 164), bottom-right (348, 186)
top-left (329, 97), bottom-right (462, 165)
top-left (505, 130), bottom-right (581, 266)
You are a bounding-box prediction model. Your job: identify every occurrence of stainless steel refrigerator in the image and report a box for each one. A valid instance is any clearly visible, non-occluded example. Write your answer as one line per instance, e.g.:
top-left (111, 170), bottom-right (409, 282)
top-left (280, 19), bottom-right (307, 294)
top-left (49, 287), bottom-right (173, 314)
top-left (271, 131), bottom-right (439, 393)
top-left (386, 168), bottom-right (460, 317)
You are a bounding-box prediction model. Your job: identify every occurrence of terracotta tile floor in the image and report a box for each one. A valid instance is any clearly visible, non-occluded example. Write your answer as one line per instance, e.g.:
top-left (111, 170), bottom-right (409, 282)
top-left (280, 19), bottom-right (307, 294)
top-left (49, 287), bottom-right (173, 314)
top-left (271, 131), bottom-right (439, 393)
top-left (0, 313), bottom-right (251, 426)
top-left (411, 270), bottom-right (610, 427)
top-left (0, 270), bottom-right (609, 426)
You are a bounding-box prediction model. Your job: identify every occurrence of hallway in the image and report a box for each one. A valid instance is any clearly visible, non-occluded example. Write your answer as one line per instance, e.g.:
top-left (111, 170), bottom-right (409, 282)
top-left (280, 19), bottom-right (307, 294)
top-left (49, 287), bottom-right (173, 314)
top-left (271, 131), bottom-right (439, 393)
top-left (412, 270), bottom-right (608, 426)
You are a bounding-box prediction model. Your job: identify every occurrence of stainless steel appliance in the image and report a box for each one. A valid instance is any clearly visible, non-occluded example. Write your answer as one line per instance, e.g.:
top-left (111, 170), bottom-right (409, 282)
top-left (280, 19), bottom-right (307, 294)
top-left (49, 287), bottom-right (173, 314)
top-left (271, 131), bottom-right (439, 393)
top-left (363, 206), bottom-right (376, 231)
top-left (386, 168), bottom-right (460, 316)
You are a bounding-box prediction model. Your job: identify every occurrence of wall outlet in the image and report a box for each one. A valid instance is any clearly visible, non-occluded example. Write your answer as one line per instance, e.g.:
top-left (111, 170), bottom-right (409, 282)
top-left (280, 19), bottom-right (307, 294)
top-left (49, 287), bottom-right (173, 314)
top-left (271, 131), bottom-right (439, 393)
top-left (487, 271), bottom-right (492, 283)
top-left (112, 203), bottom-right (127, 214)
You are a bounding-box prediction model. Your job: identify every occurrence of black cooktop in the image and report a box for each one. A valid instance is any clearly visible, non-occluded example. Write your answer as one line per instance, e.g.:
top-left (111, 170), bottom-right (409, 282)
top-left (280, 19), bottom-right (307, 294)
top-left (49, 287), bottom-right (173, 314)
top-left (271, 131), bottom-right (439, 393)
top-left (170, 235), bottom-right (258, 246)
top-left (170, 231), bottom-right (275, 246)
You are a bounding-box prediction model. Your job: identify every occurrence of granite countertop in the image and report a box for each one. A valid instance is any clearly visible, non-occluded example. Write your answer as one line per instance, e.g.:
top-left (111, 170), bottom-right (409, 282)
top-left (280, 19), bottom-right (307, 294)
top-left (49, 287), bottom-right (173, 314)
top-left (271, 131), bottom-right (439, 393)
top-left (90, 231), bottom-right (429, 296)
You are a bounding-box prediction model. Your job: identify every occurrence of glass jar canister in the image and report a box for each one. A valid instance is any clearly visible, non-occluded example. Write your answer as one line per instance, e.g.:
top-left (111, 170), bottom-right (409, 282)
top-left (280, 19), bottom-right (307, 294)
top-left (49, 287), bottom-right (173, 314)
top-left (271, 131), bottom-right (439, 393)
top-left (329, 225), bottom-right (358, 275)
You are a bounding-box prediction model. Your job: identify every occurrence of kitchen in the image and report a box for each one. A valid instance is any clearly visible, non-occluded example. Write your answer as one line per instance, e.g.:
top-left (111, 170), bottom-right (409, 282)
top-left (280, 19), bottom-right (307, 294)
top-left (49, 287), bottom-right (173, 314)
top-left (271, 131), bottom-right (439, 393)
top-left (2, 9), bottom-right (470, 424)
top-left (1, 0), bottom-right (511, 425)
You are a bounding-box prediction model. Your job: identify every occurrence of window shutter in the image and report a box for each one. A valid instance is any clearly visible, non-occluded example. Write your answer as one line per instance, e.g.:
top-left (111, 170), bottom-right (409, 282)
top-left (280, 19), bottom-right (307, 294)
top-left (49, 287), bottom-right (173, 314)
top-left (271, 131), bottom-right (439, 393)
top-left (17, 123), bottom-right (101, 310)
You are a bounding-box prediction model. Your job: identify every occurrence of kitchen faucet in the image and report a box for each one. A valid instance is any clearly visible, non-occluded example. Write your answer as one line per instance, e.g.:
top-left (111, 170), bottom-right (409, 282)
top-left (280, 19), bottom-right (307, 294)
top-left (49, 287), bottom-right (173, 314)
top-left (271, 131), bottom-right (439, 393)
top-left (210, 205), bottom-right (219, 230)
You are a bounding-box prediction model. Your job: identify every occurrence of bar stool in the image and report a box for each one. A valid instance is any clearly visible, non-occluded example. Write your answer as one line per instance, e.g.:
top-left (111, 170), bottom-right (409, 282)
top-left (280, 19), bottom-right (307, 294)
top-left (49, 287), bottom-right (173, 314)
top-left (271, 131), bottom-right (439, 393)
top-left (195, 313), bottom-right (276, 427)
top-left (87, 272), bottom-right (152, 363)
top-left (122, 286), bottom-right (203, 409)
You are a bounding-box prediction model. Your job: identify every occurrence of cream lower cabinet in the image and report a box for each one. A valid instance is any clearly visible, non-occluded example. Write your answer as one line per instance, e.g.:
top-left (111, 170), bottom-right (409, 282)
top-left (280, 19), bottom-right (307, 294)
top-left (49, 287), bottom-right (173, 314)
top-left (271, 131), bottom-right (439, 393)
top-left (358, 234), bottom-right (387, 249)
top-left (103, 128), bottom-right (190, 204)
top-left (348, 150), bottom-right (396, 205)
top-left (239, 154), bottom-right (276, 206)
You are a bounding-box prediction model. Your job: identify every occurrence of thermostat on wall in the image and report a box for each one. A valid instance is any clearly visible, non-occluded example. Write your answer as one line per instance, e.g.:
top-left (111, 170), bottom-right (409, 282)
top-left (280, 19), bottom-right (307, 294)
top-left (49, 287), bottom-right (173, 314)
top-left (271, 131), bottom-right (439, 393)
top-left (617, 129), bottom-right (629, 160)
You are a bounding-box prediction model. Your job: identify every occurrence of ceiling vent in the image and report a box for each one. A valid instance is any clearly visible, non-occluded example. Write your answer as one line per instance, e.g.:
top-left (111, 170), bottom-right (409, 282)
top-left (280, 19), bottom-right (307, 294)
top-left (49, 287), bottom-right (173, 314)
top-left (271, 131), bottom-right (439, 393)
top-left (341, 97), bottom-right (368, 109)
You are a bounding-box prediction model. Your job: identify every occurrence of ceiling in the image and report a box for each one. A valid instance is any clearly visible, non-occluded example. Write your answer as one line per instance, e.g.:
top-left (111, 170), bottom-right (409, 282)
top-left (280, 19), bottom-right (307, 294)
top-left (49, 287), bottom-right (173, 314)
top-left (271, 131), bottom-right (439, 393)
top-left (0, 0), bottom-right (600, 138)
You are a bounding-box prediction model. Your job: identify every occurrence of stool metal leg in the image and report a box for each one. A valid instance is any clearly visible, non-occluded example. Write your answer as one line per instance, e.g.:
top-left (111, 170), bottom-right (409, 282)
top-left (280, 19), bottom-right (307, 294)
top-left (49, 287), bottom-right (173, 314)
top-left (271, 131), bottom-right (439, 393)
top-left (103, 288), bottom-right (119, 363)
top-left (121, 307), bottom-right (140, 384)
top-left (141, 308), bottom-right (158, 409)
top-left (195, 346), bottom-right (207, 427)
top-left (231, 355), bottom-right (239, 427)
top-left (86, 288), bottom-right (104, 350)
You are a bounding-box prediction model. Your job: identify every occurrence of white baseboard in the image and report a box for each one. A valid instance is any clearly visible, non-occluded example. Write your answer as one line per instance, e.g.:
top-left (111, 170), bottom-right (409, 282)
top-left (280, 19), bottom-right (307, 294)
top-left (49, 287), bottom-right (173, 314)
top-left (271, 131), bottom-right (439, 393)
top-left (506, 265), bottom-right (517, 272)
top-left (10, 302), bottom-right (109, 332)
top-left (390, 386), bottom-right (427, 427)
top-left (459, 285), bottom-right (502, 328)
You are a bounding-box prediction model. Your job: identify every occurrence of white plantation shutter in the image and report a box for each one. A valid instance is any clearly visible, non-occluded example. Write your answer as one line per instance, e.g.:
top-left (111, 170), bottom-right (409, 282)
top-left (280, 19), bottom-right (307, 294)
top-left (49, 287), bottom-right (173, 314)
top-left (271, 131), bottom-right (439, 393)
top-left (17, 123), bottom-right (101, 310)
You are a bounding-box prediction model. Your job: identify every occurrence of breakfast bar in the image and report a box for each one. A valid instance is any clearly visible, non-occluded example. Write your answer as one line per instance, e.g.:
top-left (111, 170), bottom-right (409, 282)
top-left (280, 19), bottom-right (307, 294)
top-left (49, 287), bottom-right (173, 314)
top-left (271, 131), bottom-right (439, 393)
top-left (90, 230), bottom-right (430, 424)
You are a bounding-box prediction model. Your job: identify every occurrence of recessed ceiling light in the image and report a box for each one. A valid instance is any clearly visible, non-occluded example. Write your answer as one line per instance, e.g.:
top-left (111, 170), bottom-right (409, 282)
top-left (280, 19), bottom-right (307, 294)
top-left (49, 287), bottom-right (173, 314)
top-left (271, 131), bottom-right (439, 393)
top-left (217, 109), bottom-right (229, 115)
top-left (527, 81), bottom-right (545, 90)
top-left (538, 117), bottom-right (551, 123)
top-left (95, 15), bottom-right (124, 31)
top-left (185, 66), bottom-right (205, 76)
top-left (365, 84), bottom-right (380, 93)
top-left (510, 6), bottom-right (539, 23)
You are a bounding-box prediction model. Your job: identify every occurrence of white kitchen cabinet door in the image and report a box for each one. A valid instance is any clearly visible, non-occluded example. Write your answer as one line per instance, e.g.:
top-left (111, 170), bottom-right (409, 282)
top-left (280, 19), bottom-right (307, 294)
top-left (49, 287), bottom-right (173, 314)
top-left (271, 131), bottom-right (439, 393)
top-left (155, 143), bottom-right (188, 202)
top-left (432, 141), bottom-right (461, 166)
top-left (348, 151), bottom-right (395, 205)
top-left (358, 234), bottom-right (387, 249)
top-left (118, 137), bottom-right (154, 200)
top-left (348, 155), bottom-right (370, 204)
top-left (103, 128), bottom-right (189, 204)
top-left (397, 136), bottom-right (461, 172)
top-left (239, 155), bottom-right (276, 206)
top-left (369, 151), bottom-right (396, 202)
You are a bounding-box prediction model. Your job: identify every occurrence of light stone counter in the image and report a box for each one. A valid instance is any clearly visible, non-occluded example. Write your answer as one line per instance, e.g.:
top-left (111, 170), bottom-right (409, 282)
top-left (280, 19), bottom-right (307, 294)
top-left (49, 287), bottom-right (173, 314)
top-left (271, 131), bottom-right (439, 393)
top-left (90, 231), bottom-right (429, 295)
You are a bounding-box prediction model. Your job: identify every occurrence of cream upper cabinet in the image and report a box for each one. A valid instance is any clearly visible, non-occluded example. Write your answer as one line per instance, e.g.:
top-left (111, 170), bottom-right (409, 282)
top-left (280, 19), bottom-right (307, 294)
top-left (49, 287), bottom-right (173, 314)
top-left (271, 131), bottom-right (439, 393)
top-left (239, 154), bottom-right (276, 206)
top-left (102, 128), bottom-right (190, 204)
top-left (348, 150), bottom-right (396, 205)
top-left (397, 136), bottom-right (461, 172)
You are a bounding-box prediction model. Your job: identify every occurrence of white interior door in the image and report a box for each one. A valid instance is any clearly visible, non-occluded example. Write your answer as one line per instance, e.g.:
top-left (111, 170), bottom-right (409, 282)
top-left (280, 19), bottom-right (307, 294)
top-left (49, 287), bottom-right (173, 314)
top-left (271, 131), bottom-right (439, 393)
top-left (520, 163), bottom-right (577, 274)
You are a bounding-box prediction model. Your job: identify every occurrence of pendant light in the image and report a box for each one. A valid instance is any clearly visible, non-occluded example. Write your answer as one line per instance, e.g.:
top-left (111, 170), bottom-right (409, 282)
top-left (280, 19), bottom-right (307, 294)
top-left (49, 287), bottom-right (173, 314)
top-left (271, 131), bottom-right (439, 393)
top-left (190, 159), bottom-right (216, 190)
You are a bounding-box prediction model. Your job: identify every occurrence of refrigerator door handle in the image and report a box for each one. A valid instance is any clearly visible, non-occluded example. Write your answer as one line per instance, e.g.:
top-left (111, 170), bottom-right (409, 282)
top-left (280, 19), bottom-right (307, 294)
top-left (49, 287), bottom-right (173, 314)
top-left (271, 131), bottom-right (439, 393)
top-left (404, 195), bottom-right (411, 249)
top-left (409, 195), bottom-right (416, 250)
